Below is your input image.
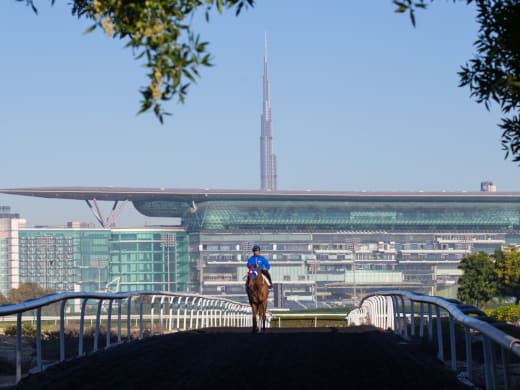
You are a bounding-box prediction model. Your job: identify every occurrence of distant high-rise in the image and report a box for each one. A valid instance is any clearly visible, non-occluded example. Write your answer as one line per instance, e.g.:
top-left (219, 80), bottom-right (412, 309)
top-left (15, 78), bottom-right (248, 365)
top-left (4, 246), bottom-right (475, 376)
top-left (481, 181), bottom-right (497, 192)
top-left (260, 34), bottom-right (277, 191)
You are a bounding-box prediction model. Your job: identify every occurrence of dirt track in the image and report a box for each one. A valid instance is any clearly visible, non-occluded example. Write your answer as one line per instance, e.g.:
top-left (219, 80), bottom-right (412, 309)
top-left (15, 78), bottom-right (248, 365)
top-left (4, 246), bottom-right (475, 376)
top-left (14, 326), bottom-right (472, 390)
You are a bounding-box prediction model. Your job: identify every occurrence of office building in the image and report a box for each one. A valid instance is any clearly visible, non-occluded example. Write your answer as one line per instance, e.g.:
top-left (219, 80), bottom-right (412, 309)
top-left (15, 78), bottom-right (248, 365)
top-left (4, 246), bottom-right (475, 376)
top-left (481, 181), bottom-right (497, 192)
top-left (0, 215), bottom-right (189, 296)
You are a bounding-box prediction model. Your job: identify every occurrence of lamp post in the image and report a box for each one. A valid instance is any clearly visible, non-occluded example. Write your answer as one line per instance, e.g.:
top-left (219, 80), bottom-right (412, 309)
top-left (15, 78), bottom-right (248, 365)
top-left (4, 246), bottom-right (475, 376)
top-left (346, 238), bottom-right (360, 303)
top-left (92, 257), bottom-right (108, 292)
top-left (311, 249), bottom-right (318, 309)
top-left (198, 254), bottom-right (204, 294)
top-left (161, 234), bottom-right (176, 292)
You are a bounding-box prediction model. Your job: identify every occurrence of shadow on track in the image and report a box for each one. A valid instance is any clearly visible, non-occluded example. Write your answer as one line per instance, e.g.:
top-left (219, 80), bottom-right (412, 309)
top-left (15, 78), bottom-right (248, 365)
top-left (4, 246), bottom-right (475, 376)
top-left (13, 326), bottom-right (473, 390)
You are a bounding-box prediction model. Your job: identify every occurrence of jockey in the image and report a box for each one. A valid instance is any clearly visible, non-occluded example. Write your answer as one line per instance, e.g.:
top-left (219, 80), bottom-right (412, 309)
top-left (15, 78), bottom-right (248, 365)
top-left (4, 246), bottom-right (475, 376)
top-left (247, 245), bottom-right (273, 288)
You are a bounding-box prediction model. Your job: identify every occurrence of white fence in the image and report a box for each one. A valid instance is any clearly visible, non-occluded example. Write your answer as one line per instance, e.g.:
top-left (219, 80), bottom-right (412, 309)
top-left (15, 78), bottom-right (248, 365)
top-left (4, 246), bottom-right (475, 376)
top-left (0, 291), bottom-right (257, 384)
top-left (347, 290), bottom-right (520, 390)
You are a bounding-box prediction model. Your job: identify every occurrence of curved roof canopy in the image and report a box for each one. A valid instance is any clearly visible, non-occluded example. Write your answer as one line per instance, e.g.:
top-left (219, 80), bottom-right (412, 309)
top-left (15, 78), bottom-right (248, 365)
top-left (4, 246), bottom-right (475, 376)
top-left (3, 187), bottom-right (520, 232)
top-left (2, 186), bottom-right (520, 202)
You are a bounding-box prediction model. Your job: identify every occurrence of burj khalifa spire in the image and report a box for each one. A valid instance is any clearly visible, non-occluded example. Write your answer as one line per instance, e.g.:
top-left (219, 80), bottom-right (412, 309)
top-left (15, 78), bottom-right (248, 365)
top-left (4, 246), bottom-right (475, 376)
top-left (260, 33), bottom-right (277, 191)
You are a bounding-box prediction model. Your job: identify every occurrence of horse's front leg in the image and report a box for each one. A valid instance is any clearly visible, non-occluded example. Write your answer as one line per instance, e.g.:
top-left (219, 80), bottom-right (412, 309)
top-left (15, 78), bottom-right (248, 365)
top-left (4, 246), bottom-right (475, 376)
top-left (259, 301), bottom-right (267, 332)
top-left (251, 303), bottom-right (258, 333)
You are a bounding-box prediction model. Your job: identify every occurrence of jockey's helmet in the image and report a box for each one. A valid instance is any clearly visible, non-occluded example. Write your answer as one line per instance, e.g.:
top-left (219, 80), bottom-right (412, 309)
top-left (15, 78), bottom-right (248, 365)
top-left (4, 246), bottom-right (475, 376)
top-left (252, 245), bottom-right (260, 252)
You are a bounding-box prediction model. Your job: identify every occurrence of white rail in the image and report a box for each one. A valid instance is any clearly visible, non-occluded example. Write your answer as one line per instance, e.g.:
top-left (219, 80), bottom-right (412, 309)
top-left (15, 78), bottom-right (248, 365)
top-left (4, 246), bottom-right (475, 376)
top-left (346, 290), bottom-right (520, 390)
top-left (0, 291), bottom-right (254, 384)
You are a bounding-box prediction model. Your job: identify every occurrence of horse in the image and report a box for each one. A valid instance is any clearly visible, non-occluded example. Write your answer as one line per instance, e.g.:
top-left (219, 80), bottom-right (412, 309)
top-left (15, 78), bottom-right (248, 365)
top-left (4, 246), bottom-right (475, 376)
top-left (245, 264), bottom-right (270, 333)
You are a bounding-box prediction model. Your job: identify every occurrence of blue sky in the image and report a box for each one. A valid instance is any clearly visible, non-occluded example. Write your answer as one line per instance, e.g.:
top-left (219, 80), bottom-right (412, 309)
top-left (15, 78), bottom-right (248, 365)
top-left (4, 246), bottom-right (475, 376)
top-left (1, 0), bottom-right (519, 226)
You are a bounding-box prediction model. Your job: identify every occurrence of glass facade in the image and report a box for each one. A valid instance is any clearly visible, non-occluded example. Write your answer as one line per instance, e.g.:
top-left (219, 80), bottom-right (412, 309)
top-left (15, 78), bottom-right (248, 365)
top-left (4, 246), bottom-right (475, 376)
top-left (109, 230), bottom-right (189, 292)
top-left (16, 228), bottom-right (189, 294)
top-left (196, 200), bottom-right (520, 231)
top-left (135, 197), bottom-right (520, 232)
top-left (19, 230), bottom-right (81, 292)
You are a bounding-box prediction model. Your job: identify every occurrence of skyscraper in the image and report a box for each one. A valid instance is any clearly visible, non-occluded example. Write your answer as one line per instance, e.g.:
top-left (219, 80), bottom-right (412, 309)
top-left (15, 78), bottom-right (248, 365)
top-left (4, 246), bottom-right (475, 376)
top-left (260, 34), bottom-right (277, 191)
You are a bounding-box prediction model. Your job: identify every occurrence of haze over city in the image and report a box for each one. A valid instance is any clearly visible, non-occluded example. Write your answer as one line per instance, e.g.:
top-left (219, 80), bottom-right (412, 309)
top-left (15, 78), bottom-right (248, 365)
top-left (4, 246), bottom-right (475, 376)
top-left (1, 1), bottom-right (519, 226)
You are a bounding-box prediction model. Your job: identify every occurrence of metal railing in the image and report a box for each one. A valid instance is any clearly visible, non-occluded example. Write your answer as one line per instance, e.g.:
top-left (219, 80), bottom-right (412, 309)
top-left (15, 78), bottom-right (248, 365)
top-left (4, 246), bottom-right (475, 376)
top-left (346, 290), bottom-right (520, 390)
top-left (0, 291), bottom-right (255, 384)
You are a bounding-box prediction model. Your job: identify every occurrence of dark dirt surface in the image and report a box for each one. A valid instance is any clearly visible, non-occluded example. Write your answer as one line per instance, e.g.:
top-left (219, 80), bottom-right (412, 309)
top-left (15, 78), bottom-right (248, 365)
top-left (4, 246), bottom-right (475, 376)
top-left (13, 326), bottom-right (473, 390)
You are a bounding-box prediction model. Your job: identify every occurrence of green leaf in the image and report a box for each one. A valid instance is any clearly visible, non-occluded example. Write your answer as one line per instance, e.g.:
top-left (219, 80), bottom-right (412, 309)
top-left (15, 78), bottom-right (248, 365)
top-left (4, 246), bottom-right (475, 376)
top-left (83, 24), bottom-right (97, 35)
top-left (394, 5), bottom-right (407, 14)
top-left (393, 1), bottom-right (408, 14)
top-left (409, 10), bottom-right (416, 26)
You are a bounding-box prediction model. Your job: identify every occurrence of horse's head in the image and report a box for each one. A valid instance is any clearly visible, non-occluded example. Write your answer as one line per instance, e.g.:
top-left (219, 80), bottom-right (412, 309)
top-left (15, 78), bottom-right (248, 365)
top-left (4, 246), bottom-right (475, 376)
top-left (248, 264), bottom-right (259, 279)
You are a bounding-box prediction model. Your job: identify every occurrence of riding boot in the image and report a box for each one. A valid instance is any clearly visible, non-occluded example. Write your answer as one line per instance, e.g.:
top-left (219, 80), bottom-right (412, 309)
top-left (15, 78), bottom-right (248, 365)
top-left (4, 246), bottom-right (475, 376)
top-left (262, 270), bottom-right (273, 288)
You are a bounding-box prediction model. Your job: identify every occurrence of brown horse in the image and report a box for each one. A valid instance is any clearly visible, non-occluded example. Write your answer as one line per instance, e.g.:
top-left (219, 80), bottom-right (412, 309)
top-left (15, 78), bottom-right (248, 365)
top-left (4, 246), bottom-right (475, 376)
top-left (245, 265), bottom-right (270, 333)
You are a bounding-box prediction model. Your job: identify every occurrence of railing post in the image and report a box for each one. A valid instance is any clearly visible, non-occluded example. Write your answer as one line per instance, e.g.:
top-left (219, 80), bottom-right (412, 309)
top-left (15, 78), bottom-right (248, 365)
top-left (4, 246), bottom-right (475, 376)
top-left (209, 300), bottom-right (215, 327)
top-left (201, 298), bottom-right (207, 328)
top-left (117, 299), bottom-right (122, 344)
top-left (195, 298), bottom-right (203, 329)
top-left (35, 307), bottom-right (42, 372)
top-left (150, 295), bottom-right (156, 336)
top-left (365, 299), bottom-right (374, 327)
top-left (219, 301), bottom-right (225, 327)
top-left (381, 296), bottom-right (387, 329)
top-left (224, 302), bottom-right (230, 327)
top-left (205, 299), bottom-right (211, 328)
top-left (387, 296), bottom-right (394, 330)
top-left (106, 299), bottom-right (113, 348)
top-left (373, 298), bottom-right (379, 327)
top-left (419, 301), bottom-right (424, 338)
top-left (168, 296), bottom-right (175, 331)
top-left (189, 297), bottom-right (199, 330)
top-left (93, 299), bottom-right (102, 353)
top-left (464, 325), bottom-right (473, 383)
top-left (391, 296), bottom-right (399, 334)
top-left (231, 303), bottom-right (236, 327)
top-left (159, 296), bottom-right (165, 335)
top-left (400, 296), bottom-right (408, 338)
top-left (482, 336), bottom-right (496, 390)
top-left (59, 299), bottom-right (66, 362)
top-left (175, 296), bottom-right (181, 330)
top-left (501, 346), bottom-right (511, 390)
top-left (427, 303), bottom-right (433, 342)
top-left (410, 299), bottom-right (415, 337)
top-left (79, 298), bottom-right (88, 356)
top-left (435, 305), bottom-right (444, 362)
top-left (140, 295), bottom-right (146, 340)
top-left (126, 296), bottom-right (132, 342)
top-left (183, 297), bottom-right (190, 330)
top-left (449, 314), bottom-right (456, 370)
top-left (16, 312), bottom-right (22, 384)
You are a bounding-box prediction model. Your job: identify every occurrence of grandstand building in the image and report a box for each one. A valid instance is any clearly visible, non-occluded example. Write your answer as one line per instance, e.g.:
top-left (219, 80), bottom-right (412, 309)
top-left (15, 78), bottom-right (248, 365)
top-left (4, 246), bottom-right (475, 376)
top-left (2, 187), bottom-right (520, 308)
